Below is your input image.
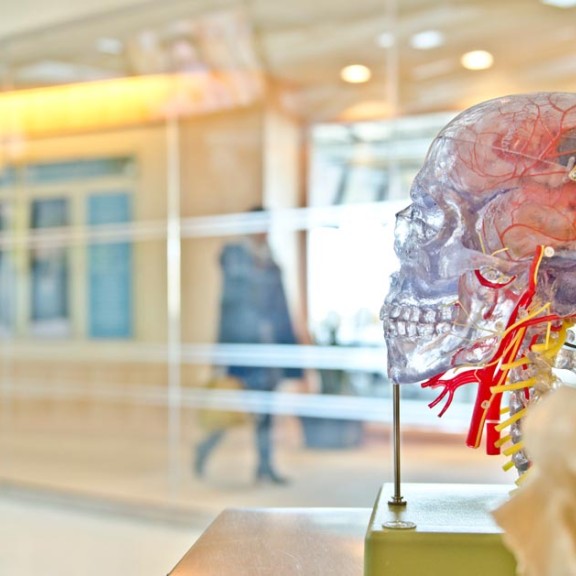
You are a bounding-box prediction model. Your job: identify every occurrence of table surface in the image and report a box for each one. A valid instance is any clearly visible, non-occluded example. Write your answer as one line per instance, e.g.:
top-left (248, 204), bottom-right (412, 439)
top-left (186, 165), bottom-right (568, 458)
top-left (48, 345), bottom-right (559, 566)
top-left (168, 507), bottom-right (370, 576)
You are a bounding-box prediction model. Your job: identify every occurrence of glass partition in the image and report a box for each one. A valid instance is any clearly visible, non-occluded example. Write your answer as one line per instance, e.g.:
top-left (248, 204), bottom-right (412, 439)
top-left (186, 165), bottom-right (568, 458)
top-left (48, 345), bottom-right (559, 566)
top-left (1, 0), bottom-right (573, 529)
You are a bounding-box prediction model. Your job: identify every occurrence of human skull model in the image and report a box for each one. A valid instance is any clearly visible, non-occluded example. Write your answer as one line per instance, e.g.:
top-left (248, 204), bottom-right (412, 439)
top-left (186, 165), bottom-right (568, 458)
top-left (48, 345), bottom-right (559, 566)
top-left (381, 92), bottom-right (576, 462)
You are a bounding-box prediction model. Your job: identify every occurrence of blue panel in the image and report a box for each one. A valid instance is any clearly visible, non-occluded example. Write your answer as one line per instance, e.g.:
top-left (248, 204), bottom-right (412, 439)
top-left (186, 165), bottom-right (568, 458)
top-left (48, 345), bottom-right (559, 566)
top-left (31, 198), bottom-right (69, 228)
top-left (88, 192), bottom-right (131, 225)
top-left (30, 198), bottom-right (69, 323)
top-left (0, 167), bottom-right (17, 189)
top-left (88, 193), bottom-right (133, 339)
top-left (25, 157), bottom-right (134, 184)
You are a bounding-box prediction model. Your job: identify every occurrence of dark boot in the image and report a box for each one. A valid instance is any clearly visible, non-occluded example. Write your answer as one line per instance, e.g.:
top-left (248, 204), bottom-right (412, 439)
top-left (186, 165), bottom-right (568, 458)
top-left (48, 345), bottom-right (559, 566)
top-left (194, 429), bottom-right (225, 477)
top-left (256, 465), bottom-right (290, 485)
top-left (254, 412), bottom-right (289, 484)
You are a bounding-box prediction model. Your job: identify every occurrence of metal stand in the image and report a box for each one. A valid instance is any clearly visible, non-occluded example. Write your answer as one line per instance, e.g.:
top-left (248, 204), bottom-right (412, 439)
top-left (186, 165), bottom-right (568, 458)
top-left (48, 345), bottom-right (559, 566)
top-left (388, 383), bottom-right (406, 507)
top-left (383, 383), bottom-right (415, 530)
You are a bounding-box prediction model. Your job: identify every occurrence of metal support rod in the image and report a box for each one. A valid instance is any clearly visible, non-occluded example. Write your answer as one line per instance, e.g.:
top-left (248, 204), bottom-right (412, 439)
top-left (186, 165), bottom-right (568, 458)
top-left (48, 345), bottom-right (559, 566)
top-left (389, 382), bottom-right (406, 506)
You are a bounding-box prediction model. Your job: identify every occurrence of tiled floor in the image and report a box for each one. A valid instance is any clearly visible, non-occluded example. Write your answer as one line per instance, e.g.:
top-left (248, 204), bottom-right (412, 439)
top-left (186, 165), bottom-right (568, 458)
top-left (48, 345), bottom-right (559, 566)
top-left (0, 399), bottom-right (512, 575)
top-left (0, 494), bottom-right (198, 576)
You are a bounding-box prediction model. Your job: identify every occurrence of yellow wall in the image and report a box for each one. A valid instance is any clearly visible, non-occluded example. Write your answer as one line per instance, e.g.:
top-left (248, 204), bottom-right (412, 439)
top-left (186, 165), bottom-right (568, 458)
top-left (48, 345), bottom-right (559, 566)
top-left (179, 105), bottom-right (264, 217)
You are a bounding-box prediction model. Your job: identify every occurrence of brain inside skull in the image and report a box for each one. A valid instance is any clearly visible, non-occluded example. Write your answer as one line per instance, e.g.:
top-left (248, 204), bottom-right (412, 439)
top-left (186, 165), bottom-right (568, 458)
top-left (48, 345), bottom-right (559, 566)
top-left (381, 92), bottom-right (576, 470)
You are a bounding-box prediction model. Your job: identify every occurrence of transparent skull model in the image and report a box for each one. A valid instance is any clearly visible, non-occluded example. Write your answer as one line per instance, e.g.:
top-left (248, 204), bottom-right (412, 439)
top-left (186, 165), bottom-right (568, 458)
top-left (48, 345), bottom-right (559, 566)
top-left (381, 92), bottom-right (576, 475)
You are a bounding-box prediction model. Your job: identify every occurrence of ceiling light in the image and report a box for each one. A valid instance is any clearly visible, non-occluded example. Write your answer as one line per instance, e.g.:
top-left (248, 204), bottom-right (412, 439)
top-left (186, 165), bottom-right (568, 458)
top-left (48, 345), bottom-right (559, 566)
top-left (340, 65), bottom-right (372, 84)
top-left (541, 0), bottom-right (576, 7)
top-left (460, 50), bottom-right (494, 71)
top-left (410, 30), bottom-right (445, 50)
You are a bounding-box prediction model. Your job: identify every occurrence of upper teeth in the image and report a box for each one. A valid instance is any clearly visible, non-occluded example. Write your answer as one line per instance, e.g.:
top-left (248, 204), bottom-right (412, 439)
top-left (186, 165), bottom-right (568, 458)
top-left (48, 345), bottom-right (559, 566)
top-left (380, 303), bottom-right (457, 338)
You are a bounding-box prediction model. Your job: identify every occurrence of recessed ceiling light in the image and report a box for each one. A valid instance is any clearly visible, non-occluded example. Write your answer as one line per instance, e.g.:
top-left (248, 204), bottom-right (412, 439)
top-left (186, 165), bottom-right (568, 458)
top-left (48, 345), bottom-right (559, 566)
top-left (542, 0), bottom-right (576, 7)
top-left (410, 30), bottom-right (445, 50)
top-left (460, 50), bottom-right (494, 71)
top-left (340, 64), bottom-right (372, 84)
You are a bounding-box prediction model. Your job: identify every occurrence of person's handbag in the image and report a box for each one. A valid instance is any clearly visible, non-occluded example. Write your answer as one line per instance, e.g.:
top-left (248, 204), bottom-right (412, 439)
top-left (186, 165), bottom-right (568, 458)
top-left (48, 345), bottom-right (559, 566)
top-left (197, 375), bottom-right (251, 431)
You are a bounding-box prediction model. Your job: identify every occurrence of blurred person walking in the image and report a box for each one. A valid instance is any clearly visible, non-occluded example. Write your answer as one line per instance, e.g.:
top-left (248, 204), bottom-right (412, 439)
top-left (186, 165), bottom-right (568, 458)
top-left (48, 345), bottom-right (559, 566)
top-left (194, 206), bottom-right (303, 484)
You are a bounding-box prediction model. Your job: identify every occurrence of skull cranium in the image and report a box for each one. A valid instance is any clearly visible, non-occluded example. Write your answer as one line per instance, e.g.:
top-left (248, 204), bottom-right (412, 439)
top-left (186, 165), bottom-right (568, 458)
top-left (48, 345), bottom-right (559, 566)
top-left (382, 92), bottom-right (576, 385)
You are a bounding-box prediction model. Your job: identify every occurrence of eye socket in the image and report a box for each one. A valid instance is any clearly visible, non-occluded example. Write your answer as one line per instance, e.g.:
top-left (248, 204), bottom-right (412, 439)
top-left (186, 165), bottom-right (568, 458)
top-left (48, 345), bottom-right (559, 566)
top-left (474, 267), bottom-right (515, 289)
top-left (421, 194), bottom-right (438, 210)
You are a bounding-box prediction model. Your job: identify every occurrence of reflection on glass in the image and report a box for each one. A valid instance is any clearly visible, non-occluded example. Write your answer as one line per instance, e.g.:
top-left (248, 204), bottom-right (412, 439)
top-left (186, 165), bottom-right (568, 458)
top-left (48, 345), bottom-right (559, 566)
top-left (3, 0), bottom-right (565, 527)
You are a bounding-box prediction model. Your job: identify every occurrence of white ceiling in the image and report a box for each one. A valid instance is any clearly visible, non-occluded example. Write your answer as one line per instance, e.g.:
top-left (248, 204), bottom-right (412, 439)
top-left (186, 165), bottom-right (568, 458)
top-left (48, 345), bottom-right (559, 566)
top-left (3, 0), bottom-right (576, 122)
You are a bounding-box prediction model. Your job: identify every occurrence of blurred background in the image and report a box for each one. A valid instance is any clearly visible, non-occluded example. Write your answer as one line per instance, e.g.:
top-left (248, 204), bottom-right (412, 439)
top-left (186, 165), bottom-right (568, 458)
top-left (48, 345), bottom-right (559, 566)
top-left (1, 0), bottom-right (575, 573)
